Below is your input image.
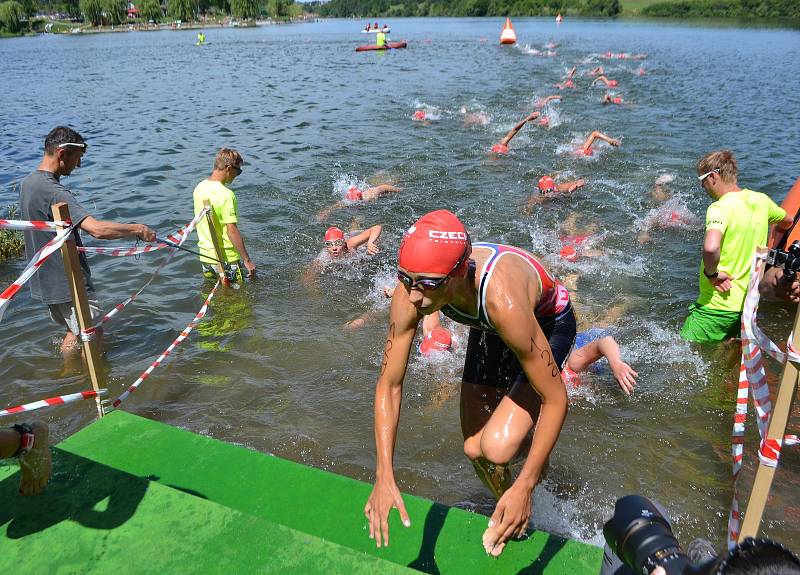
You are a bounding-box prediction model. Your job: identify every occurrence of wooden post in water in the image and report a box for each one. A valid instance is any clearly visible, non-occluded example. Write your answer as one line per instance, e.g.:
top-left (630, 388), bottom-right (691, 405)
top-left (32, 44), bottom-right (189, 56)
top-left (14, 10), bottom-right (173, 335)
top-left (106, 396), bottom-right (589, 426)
top-left (202, 199), bottom-right (229, 285)
top-left (738, 304), bottom-right (800, 541)
top-left (52, 202), bottom-right (104, 418)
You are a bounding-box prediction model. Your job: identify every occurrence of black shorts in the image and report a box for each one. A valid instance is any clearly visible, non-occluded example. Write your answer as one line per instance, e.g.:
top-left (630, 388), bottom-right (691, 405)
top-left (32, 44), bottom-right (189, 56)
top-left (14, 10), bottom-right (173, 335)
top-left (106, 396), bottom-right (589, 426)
top-left (462, 303), bottom-right (576, 389)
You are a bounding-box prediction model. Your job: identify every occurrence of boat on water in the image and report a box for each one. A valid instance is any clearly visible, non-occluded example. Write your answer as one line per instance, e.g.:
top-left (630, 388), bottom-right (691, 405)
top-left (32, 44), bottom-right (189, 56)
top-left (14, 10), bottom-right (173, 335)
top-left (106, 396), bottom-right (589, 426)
top-left (361, 28), bottom-right (390, 34)
top-left (355, 41), bottom-right (407, 52)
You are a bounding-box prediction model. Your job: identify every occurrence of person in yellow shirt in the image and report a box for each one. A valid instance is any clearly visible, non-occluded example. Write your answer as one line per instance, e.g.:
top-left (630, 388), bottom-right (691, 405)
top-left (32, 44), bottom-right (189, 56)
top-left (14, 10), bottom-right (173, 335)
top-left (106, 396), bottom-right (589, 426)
top-left (680, 150), bottom-right (791, 343)
top-left (193, 148), bottom-right (256, 282)
top-left (376, 30), bottom-right (386, 47)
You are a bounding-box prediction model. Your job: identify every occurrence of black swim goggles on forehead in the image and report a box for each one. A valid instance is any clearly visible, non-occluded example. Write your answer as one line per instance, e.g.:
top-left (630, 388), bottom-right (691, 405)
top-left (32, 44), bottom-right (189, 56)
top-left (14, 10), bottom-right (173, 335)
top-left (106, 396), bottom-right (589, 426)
top-left (397, 242), bottom-right (471, 291)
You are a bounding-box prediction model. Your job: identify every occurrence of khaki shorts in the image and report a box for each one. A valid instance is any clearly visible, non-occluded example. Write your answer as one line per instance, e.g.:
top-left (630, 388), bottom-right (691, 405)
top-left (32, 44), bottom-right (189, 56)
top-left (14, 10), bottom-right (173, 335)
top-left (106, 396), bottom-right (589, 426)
top-left (48, 297), bottom-right (103, 336)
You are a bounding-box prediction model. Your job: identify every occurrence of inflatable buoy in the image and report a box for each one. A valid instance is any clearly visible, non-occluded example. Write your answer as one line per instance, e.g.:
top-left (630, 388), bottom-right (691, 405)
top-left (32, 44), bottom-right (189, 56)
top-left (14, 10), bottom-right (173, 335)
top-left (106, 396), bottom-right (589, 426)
top-left (769, 177), bottom-right (800, 249)
top-left (500, 17), bottom-right (516, 45)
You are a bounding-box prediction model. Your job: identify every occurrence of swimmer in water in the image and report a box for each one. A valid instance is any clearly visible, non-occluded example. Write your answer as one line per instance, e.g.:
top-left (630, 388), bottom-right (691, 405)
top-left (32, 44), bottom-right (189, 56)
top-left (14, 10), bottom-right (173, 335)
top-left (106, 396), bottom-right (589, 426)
top-left (554, 78), bottom-right (575, 90)
top-left (315, 182), bottom-right (401, 221)
top-left (490, 111), bottom-right (541, 155)
top-left (524, 175), bottom-right (586, 209)
top-left (302, 224), bottom-right (383, 289)
top-left (562, 329), bottom-right (637, 395)
top-left (592, 75), bottom-right (618, 88)
top-left (589, 66), bottom-right (604, 76)
top-left (602, 93), bottom-right (624, 105)
top-left (535, 95), bottom-right (562, 108)
top-left (556, 213), bottom-right (604, 261)
top-left (363, 210), bottom-right (576, 558)
top-left (576, 131), bottom-right (621, 156)
top-left (460, 107), bottom-right (490, 127)
top-left (412, 109), bottom-right (429, 123)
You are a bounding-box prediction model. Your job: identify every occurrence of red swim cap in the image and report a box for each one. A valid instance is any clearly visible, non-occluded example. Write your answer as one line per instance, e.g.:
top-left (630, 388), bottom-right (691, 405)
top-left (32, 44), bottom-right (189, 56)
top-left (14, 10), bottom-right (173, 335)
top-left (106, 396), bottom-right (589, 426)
top-left (669, 211), bottom-right (682, 222)
top-left (577, 147), bottom-right (594, 156)
top-left (559, 245), bottom-right (578, 261)
top-left (609, 80), bottom-right (618, 87)
top-left (539, 117), bottom-right (550, 126)
top-left (325, 227), bottom-right (344, 242)
top-left (413, 110), bottom-right (426, 120)
top-left (346, 185), bottom-right (363, 201)
top-left (565, 79), bottom-right (574, 88)
top-left (419, 328), bottom-right (453, 355)
top-left (560, 233), bottom-right (591, 245)
top-left (561, 366), bottom-right (581, 388)
top-left (491, 143), bottom-right (509, 155)
top-left (398, 210), bottom-right (471, 275)
top-left (538, 175), bottom-right (556, 193)
top-left (613, 97), bottom-right (622, 104)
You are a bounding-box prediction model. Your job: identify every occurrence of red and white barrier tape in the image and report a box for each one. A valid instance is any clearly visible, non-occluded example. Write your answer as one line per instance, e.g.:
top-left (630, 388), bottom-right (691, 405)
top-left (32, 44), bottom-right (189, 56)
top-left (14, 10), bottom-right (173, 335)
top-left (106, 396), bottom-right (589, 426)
top-left (77, 219), bottom-right (196, 257)
top-left (111, 279), bottom-right (221, 408)
top-left (0, 225), bottom-right (76, 324)
top-left (0, 389), bottom-right (107, 418)
top-left (727, 249), bottom-right (799, 548)
top-left (0, 219), bottom-right (71, 232)
top-left (81, 208), bottom-right (209, 337)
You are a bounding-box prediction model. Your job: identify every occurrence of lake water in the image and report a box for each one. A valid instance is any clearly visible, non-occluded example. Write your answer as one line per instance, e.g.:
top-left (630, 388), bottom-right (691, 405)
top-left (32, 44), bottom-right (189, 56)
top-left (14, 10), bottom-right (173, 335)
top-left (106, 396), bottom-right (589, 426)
top-left (1, 17), bottom-right (799, 553)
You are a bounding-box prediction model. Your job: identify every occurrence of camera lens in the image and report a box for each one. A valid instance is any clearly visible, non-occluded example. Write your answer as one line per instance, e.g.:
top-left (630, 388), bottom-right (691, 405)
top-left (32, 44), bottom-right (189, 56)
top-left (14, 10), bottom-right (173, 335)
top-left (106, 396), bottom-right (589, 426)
top-left (603, 495), bottom-right (695, 574)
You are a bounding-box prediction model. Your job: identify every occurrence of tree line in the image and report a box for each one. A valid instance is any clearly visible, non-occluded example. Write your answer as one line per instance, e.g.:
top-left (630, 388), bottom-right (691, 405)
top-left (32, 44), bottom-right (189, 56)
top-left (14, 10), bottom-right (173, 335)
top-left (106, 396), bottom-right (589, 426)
top-left (313, 0), bottom-right (620, 17)
top-left (642, 0), bottom-right (799, 18)
top-left (0, 0), bottom-right (304, 34)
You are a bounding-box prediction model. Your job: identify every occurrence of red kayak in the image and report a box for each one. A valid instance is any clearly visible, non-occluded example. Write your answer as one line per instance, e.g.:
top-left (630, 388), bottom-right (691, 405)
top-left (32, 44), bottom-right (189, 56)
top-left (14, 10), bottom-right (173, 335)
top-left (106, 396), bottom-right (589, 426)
top-left (355, 41), bottom-right (407, 52)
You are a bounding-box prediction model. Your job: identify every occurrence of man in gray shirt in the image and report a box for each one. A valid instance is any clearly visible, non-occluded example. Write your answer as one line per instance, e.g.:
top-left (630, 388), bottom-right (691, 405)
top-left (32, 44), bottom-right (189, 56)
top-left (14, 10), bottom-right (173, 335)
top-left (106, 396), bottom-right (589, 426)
top-left (20, 126), bottom-right (156, 356)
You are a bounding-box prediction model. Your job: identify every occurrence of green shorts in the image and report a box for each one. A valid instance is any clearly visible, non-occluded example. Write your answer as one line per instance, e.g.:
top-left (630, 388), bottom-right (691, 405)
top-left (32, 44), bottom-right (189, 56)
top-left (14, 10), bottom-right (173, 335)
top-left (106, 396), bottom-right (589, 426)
top-left (680, 303), bottom-right (741, 343)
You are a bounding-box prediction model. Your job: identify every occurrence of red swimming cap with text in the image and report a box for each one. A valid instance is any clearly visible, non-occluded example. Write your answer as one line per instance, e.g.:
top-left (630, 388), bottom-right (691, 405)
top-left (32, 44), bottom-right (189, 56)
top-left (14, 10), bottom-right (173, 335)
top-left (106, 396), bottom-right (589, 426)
top-left (538, 175), bottom-right (556, 192)
top-left (398, 210), bottom-right (471, 275)
top-left (419, 328), bottom-right (453, 355)
top-left (559, 245), bottom-right (578, 261)
top-left (491, 143), bottom-right (509, 155)
top-left (346, 185), bottom-right (363, 201)
top-left (325, 227), bottom-right (344, 242)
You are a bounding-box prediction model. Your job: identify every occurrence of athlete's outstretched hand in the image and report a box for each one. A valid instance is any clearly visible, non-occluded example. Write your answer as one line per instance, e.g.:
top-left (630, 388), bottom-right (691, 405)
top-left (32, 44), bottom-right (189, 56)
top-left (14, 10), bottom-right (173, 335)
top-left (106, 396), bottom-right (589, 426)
top-left (364, 476), bottom-right (411, 548)
top-left (482, 483), bottom-right (532, 557)
top-left (610, 360), bottom-right (638, 395)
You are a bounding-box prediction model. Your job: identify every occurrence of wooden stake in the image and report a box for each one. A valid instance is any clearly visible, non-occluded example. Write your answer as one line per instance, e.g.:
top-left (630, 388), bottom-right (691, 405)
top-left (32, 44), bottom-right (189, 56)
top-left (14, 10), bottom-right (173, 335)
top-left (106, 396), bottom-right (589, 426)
top-left (52, 202), bottom-right (104, 418)
top-left (739, 302), bottom-right (800, 541)
top-left (202, 200), bottom-right (229, 285)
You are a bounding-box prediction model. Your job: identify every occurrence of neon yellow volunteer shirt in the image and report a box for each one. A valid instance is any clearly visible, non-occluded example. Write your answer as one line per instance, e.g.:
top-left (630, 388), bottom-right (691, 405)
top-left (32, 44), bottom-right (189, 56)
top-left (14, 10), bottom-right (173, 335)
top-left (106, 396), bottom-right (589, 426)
top-left (193, 179), bottom-right (240, 264)
top-left (698, 188), bottom-right (785, 312)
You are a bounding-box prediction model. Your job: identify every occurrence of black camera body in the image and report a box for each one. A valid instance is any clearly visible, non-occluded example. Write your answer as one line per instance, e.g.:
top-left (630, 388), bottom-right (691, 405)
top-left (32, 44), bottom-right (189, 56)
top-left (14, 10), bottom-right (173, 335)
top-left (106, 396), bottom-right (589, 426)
top-left (767, 240), bottom-right (800, 283)
top-left (603, 495), bottom-right (716, 575)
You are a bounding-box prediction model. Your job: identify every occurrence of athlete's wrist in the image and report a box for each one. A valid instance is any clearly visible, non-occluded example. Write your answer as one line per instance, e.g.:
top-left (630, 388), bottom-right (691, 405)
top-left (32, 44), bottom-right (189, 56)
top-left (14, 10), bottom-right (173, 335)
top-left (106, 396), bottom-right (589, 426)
top-left (703, 268), bottom-right (718, 279)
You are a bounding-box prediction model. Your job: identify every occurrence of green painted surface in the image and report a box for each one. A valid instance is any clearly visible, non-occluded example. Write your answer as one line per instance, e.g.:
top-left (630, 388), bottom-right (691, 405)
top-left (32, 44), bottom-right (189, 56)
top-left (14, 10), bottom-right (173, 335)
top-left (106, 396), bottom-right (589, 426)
top-left (0, 452), bottom-right (414, 575)
top-left (1, 411), bottom-right (603, 574)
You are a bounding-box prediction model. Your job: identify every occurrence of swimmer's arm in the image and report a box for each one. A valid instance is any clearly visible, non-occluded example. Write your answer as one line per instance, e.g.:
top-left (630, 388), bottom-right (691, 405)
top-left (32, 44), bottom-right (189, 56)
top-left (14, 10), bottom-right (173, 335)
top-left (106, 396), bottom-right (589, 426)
top-left (225, 223), bottom-right (255, 276)
top-left (588, 131), bottom-right (620, 147)
top-left (366, 289), bottom-right (420, 546)
top-left (315, 202), bottom-right (344, 222)
top-left (568, 337), bottom-right (637, 395)
top-left (499, 112), bottom-right (540, 146)
top-left (557, 179), bottom-right (585, 194)
top-left (300, 259), bottom-right (322, 290)
top-left (346, 224), bottom-right (382, 253)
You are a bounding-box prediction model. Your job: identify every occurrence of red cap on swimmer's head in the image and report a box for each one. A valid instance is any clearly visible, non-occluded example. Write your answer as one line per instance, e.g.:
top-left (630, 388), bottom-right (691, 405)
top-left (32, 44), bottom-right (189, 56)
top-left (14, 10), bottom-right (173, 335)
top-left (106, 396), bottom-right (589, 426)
top-left (491, 143), bottom-right (509, 155)
top-left (669, 211), bottom-right (682, 222)
top-left (577, 147), bottom-right (594, 156)
top-left (414, 110), bottom-right (426, 120)
top-left (559, 245), bottom-right (578, 262)
top-left (419, 328), bottom-right (453, 355)
top-left (398, 210), bottom-right (471, 275)
top-left (538, 176), bottom-right (557, 193)
top-left (539, 117), bottom-right (550, 126)
top-left (346, 185), bottom-right (363, 201)
top-left (613, 97), bottom-right (622, 104)
top-left (325, 227), bottom-right (344, 242)
top-left (609, 80), bottom-right (618, 87)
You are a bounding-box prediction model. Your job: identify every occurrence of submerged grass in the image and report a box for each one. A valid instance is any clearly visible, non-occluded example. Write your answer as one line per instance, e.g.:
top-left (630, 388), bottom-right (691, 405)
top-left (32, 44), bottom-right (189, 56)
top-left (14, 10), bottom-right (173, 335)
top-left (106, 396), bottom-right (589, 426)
top-left (0, 205), bottom-right (24, 264)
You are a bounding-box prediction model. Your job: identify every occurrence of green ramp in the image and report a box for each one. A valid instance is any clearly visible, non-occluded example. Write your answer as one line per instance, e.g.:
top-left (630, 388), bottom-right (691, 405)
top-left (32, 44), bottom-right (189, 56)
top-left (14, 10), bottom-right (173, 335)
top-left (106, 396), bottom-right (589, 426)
top-left (1, 411), bottom-right (603, 574)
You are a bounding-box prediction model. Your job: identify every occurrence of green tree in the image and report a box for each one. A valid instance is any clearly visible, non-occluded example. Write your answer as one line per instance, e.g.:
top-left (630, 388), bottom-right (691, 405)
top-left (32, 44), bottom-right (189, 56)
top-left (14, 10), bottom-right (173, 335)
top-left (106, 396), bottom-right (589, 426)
top-left (79, 0), bottom-right (102, 23)
top-left (168, 0), bottom-right (194, 20)
top-left (138, 0), bottom-right (162, 20)
top-left (102, 0), bottom-right (126, 23)
top-left (231, 0), bottom-right (256, 18)
top-left (0, 0), bottom-right (24, 33)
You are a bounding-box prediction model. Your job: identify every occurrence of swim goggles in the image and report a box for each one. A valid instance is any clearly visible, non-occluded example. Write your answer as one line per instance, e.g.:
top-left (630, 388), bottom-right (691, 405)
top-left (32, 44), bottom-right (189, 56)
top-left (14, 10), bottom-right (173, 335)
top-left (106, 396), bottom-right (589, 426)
top-left (697, 168), bottom-right (720, 182)
top-left (397, 243), bottom-right (471, 291)
top-left (57, 142), bottom-right (88, 151)
top-left (324, 239), bottom-right (345, 248)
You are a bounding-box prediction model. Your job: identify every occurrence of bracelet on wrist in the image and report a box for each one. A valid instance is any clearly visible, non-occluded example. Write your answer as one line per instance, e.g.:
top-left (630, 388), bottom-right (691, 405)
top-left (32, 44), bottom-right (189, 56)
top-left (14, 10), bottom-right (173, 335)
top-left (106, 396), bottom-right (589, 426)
top-left (703, 269), bottom-right (719, 279)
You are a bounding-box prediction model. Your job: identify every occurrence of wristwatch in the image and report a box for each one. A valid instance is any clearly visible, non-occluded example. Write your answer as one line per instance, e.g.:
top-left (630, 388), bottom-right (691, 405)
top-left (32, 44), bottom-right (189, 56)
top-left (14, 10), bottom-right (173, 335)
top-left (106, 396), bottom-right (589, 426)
top-left (703, 269), bottom-right (719, 279)
top-left (12, 423), bottom-right (34, 458)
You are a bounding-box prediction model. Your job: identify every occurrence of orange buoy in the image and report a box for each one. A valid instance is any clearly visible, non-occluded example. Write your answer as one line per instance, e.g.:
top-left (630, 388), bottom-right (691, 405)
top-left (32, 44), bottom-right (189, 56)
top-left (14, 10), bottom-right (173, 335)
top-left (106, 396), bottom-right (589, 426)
top-left (500, 17), bottom-right (516, 45)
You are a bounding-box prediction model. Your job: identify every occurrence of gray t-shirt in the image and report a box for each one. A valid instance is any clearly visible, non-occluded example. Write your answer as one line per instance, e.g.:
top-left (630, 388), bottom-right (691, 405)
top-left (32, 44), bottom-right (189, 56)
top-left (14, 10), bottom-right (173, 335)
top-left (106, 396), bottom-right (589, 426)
top-left (19, 170), bottom-right (93, 304)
